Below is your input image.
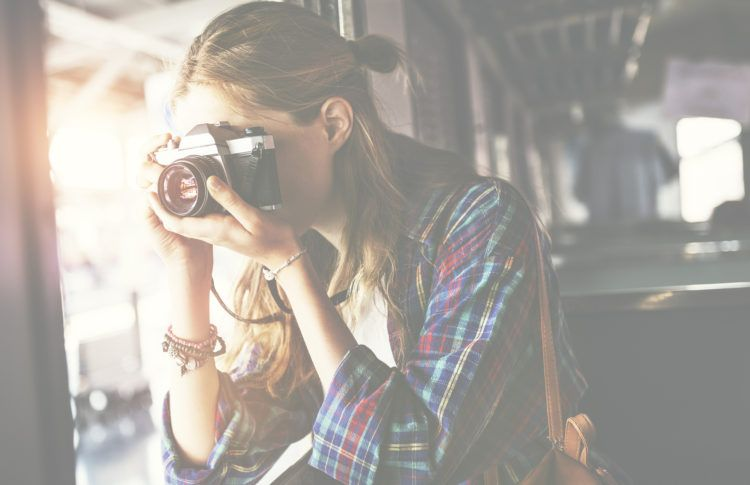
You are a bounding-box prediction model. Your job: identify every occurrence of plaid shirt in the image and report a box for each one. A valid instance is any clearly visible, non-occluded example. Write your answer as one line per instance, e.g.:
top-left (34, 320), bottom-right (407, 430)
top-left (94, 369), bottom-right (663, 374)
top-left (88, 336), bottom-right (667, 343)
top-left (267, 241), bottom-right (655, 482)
top-left (161, 176), bottom-right (589, 484)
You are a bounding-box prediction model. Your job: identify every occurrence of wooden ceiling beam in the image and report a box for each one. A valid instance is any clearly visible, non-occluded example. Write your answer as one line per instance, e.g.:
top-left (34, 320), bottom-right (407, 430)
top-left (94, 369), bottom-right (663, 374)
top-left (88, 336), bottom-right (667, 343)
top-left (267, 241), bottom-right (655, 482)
top-left (494, 0), bottom-right (654, 32)
top-left (508, 46), bottom-right (630, 103)
top-left (631, 5), bottom-right (654, 48)
top-left (49, 51), bottom-right (137, 131)
top-left (610, 7), bottom-right (626, 46)
top-left (507, 5), bottom-right (643, 36)
top-left (558, 21), bottom-right (573, 54)
top-left (113, 0), bottom-right (251, 42)
top-left (434, 0), bottom-right (529, 110)
top-left (532, 28), bottom-right (550, 58)
top-left (584, 13), bottom-right (598, 51)
top-left (46, 1), bottom-right (184, 61)
top-left (504, 31), bottom-right (525, 60)
top-left (443, 0), bottom-right (657, 116)
top-left (624, 8), bottom-right (654, 81)
top-left (510, 46), bottom-right (631, 75)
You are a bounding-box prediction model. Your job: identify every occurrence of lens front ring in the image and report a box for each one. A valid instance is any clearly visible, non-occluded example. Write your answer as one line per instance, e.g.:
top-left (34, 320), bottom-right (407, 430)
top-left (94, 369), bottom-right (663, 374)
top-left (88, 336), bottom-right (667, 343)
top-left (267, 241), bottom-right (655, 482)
top-left (157, 156), bottom-right (224, 217)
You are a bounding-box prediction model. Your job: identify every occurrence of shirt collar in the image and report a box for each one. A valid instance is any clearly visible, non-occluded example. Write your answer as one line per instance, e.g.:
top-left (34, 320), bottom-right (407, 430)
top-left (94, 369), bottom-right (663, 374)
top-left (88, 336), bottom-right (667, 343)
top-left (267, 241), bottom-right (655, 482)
top-left (402, 185), bottom-right (459, 244)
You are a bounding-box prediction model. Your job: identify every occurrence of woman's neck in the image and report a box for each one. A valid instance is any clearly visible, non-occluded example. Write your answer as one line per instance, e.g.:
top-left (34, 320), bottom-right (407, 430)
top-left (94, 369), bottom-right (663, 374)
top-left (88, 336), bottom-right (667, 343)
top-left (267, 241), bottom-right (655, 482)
top-left (310, 193), bottom-right (346, 253)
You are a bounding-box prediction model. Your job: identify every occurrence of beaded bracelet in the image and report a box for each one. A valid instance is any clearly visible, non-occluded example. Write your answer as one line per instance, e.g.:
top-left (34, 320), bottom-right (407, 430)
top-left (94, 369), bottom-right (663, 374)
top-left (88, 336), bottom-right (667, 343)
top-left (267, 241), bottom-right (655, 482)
top-left (163, 331), bottom-right (217, 358)
top-left (166, 324), bottom-right (218, 350)
top-left (162, 326), bottom-right (226, 376)
top-left (162, 337), bottom-right (226, 376)
top-left (162, 332), bottom-right (226, 358)
top-left (163, 340), bottom-right (217, 359)
top-left (168, 352), bottom-right (210, 376)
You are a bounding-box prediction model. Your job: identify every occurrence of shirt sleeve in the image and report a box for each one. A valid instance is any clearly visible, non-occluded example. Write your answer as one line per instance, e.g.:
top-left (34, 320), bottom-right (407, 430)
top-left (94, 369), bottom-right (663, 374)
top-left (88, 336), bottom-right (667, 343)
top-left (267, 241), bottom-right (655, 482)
top-left (160, 343), bottom-right (322, 484)
top-left (308, 179), bottom-right (587, 484)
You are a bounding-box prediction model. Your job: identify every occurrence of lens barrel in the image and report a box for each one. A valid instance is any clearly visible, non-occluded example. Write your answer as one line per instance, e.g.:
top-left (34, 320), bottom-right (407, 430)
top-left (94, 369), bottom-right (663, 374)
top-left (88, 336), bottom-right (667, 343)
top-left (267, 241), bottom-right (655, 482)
top-left (157, 156), bottom-right (224, 217)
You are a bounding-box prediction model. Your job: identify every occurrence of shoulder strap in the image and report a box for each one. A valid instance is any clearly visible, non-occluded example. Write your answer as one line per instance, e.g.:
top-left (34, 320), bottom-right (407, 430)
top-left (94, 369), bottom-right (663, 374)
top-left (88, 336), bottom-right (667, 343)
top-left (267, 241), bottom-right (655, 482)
top-left (434, 182), bottom-right (566, 446)
top-left (533, 223), bottom-right (565, 447)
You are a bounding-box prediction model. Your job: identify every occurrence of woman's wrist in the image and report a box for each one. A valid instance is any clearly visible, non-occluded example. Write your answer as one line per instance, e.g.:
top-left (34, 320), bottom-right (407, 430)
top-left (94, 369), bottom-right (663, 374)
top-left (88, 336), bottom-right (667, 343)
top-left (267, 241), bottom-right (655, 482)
top-left (166, 262), bottom-right (212, 286)
top-left (263, 246), bottom-right (308, 282)
top-left (275, 252), bottom-right (319, 298)
top-left (165, 257), bottom-right (212, 294)
top-left (166, 268), bottom-right (212, 340)
top-left (263, 237), bottom-right (305, 272)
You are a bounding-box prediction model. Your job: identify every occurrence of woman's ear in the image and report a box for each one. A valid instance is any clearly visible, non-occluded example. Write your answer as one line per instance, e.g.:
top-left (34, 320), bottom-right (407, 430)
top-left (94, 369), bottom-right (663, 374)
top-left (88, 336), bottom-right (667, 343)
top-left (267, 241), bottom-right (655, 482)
top-left (319, 97), bottom-right (353, 152)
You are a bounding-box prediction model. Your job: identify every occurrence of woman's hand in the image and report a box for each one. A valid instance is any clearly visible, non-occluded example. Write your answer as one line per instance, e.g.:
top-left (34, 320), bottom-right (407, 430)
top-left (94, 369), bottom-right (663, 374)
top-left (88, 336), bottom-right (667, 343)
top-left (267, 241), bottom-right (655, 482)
top-left (136, 133), bottom-right (213, 285)
top-left (146, 174), bottom-right (302, 273)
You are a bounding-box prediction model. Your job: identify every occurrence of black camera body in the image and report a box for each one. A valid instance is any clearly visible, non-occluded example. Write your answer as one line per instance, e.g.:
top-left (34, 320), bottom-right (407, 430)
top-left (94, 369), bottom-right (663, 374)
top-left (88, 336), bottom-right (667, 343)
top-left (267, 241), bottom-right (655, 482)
top-left (154, 122), bottom-right (282, 217)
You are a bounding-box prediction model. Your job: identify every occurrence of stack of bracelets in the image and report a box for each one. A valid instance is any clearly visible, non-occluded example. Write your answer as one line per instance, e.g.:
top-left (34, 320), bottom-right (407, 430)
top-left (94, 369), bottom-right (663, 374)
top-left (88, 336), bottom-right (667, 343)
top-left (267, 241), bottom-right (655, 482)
top-left (162, 323), bottom-right (227, 376)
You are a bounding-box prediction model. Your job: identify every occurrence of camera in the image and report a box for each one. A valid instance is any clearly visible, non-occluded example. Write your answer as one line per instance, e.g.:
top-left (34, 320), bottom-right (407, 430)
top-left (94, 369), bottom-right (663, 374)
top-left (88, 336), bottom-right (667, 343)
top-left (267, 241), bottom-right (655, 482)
top-left (154, 122), bottom-right (282, 217)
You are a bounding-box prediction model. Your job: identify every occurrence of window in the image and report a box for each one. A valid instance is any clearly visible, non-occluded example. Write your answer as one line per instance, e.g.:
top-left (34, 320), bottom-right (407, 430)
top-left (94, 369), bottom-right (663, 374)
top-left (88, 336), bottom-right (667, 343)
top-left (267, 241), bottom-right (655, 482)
top-left (676, 117), bottom-right (744, 223)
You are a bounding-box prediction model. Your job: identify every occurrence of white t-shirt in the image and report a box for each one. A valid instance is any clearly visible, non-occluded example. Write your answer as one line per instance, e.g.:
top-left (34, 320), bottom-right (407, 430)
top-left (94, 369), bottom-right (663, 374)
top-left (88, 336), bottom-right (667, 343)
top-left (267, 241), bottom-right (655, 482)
top-left (257, 289), bottom-right (394, 484)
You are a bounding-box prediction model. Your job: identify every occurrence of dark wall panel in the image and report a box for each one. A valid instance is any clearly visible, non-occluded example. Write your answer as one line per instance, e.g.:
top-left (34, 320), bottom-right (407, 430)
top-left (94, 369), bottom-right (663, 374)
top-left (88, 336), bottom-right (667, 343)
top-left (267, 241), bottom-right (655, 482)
top-left (0, 1), bottom-right (75, 484)
top-left (567, 306), bottom-right (750, 485)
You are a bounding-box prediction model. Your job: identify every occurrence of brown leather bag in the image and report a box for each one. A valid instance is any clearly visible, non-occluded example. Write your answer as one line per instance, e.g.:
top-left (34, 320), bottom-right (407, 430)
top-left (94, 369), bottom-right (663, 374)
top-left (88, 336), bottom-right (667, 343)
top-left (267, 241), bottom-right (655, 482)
top-left (485, 224), bottom-right (620, 485)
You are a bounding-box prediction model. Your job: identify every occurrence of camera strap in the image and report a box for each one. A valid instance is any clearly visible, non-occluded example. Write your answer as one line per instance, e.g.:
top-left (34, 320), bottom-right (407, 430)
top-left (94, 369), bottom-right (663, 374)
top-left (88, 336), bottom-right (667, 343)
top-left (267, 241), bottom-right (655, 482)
top-left (266, 277), bottom-right (350, 314)
top-left (210, 277), bottom-right (350, 325)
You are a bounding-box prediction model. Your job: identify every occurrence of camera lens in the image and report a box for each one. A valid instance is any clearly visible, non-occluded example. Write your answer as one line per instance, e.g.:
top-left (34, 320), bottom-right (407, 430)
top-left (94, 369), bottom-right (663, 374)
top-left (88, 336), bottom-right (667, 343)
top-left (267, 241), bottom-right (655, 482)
top-left (157, 156), bottom-right (224, 216)
top-left (160, 164), bottom-right (201, 216)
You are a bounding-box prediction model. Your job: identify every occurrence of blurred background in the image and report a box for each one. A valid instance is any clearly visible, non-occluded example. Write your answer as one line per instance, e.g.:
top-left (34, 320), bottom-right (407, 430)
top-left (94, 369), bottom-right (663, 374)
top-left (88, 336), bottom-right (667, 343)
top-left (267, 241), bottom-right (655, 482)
top-left (4, 0), bottom-right (750, 484)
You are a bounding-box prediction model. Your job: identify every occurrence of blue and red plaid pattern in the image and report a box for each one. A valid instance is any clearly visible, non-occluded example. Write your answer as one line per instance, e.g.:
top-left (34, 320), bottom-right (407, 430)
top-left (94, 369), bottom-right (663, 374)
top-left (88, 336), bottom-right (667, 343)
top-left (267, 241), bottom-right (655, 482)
top-left (161, 177), bottom-right (589, 484)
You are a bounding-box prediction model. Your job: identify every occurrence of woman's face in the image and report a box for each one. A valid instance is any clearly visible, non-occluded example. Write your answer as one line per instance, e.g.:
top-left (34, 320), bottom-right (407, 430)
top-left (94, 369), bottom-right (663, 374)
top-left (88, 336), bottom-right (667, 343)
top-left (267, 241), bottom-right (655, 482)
top-left (171, 84), bottom-right (339, 236)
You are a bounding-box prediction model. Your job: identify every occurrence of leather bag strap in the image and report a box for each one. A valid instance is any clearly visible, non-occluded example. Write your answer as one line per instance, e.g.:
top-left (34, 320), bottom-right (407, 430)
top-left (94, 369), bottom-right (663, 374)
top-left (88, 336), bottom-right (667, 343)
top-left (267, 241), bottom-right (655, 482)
top-left (564, 413), bottom-right (596, 466)
top-left (532, 224), bottom-right (565, 447)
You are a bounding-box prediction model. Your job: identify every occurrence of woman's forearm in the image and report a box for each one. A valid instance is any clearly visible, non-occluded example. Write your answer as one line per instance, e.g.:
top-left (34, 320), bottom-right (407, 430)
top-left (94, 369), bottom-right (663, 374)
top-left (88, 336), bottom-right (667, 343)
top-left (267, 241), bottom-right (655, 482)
top-left (276, 254), bottom-right (358, 395)
top-left (163, 250), bottom-right (356, 465)
top-left (164, 269), bottom-right (220, 466)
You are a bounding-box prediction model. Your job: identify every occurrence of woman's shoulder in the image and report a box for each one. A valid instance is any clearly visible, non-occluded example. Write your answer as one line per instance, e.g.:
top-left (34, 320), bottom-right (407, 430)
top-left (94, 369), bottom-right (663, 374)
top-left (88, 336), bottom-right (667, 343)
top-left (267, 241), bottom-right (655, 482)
top-left (385, 131), bottom-right (538, 254)
top-left (404, 176), bottom-right (538, 258)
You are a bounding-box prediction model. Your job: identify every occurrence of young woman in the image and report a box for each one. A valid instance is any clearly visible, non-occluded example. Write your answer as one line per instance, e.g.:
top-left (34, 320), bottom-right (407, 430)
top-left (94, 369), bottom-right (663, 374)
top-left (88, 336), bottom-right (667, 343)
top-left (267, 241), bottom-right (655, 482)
top-left (136, 2), bottom-right (589, 484)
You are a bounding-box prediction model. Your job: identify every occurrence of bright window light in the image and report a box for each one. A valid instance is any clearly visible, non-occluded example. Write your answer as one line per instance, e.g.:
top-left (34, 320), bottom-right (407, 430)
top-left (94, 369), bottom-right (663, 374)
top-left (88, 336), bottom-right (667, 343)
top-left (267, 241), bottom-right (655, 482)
top-left (49, 118), bottom-right (125, 190)
top-left (676, 117), bottom-right (745, 223)
top-left (676, 117), bottom-right (742, 158)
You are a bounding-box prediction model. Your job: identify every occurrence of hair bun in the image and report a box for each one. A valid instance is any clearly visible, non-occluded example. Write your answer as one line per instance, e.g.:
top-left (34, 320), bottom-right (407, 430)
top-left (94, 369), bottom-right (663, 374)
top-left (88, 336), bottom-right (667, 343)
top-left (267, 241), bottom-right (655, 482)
top-left (347, 34), bottom-right (403, 74)
top-left (345, 39), bottom-right (362, 63)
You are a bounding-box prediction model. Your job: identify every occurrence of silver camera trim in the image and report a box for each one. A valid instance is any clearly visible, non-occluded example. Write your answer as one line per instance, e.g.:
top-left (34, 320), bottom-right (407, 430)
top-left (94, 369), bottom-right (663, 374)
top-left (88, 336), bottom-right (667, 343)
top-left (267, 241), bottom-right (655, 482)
top-left (153, 123), bottom-right (279, 215)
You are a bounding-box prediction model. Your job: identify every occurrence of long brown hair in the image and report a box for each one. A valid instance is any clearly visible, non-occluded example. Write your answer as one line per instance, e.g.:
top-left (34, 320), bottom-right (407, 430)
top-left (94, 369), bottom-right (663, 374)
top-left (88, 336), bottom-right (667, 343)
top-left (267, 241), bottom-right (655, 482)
top-left (170, 1), bottom-right (478, 400)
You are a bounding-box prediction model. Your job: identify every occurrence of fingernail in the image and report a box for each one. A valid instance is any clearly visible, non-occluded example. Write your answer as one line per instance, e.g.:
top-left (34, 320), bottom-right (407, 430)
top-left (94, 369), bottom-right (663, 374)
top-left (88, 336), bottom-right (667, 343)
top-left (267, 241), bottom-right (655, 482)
top-left (208, 176), bottom-right (221, 190)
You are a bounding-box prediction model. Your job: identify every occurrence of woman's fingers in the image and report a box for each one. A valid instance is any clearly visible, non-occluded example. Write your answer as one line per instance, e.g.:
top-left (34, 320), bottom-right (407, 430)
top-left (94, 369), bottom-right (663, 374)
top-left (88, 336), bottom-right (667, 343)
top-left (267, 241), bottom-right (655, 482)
top-left (147, 177), bottom-right (279, 258)
top-left (136, 132), bottom-right (177, 189)
top-left (206, 176), bottom-right (263, 232)
top-left (147, 192), bottom-right (188, 234)
top-left (136, 160), bottom-right (164, 190)
top-left (139, 133), bottom-right (172, 156)
top-left (147, 191), bottom-right (238, 244)
top-left (139, 193), bottom-right (175, 250)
